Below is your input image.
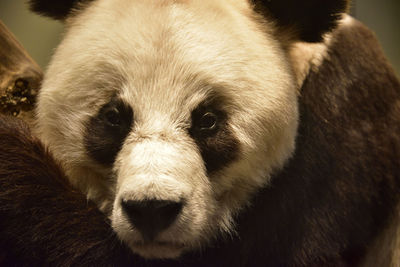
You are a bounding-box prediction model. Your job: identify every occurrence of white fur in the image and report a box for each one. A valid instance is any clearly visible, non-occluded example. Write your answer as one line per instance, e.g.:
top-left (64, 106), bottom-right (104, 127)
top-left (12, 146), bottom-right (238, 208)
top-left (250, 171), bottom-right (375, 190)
top-left (35, 0), bottom-right (300, 259)
top-left (289, 39), bottom-right (331, 89)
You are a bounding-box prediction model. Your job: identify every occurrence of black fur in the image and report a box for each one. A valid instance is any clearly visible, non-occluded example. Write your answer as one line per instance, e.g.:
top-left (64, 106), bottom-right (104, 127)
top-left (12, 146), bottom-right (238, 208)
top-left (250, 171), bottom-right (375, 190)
top-left (85, 96), bottom-right (134, 166)
top-left (27, 0), bottom-right (92, 19)
top-left (189, 94), bottom-right (240, 174)
top-left (0, 115), bottom-right (139, 266)
top-left (252, 0), bottom-right (350, 42)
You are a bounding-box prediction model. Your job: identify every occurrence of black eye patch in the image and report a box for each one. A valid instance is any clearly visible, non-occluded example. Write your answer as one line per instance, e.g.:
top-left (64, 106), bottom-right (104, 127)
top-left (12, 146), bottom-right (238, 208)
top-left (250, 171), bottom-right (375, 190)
top-left (84, 96), bottom-right (133, 166)
top-left (189, 97), bottom-right (240, 174)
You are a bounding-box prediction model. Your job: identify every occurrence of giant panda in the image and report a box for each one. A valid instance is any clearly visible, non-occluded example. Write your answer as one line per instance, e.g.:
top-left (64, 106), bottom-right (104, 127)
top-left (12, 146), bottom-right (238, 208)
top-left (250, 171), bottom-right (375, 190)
top-left (0, 0), bottom-right (399, 266)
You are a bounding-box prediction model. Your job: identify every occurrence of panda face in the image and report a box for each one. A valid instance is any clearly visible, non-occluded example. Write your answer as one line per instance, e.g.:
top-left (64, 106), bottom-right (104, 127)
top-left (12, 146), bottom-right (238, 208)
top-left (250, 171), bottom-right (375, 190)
top-left (35, 0), bottom-right (298, 259)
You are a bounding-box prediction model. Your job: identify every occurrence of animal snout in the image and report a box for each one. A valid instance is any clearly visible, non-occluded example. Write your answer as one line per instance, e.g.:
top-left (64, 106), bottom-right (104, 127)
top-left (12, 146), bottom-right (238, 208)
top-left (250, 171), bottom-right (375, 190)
top-left (121, 199), bottom-right (183, 241)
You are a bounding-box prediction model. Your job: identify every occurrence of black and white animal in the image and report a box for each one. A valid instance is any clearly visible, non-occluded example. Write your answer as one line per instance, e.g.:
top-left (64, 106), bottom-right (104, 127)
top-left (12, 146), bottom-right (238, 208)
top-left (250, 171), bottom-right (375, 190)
top-left (34, 0), bottom-right (304, 260)
top-left (0, 0), bottom-right (399, 266)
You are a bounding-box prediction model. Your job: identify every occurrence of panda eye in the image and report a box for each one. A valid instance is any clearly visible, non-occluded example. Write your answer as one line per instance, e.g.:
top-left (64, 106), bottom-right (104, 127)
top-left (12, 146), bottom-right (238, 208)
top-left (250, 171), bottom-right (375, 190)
top-left (104, 108), bottom-right (121, 127)
top-left (199, 112), bottom-right (217, 130)
top-left (190, 109), bottom-right (221, 138)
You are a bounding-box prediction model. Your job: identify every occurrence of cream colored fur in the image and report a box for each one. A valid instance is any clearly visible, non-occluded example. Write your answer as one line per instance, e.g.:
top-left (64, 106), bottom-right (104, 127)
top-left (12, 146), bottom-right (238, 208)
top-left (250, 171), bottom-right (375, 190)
top-left (35, 0), bottom-right (300, 259)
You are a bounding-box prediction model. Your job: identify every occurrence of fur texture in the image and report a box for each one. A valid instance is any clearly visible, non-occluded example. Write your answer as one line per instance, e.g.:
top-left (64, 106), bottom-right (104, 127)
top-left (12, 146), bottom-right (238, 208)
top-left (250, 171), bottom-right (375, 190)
top-left (29, 0), bottom-right (349, 41)
top-left (0, 15), bottom-right (399, 266)
top-left (180, 17), bottom-right (400, 266)
top-left (34, 0), bottom-right (301, 259)
top-left (0, 115), bottom-right (136, 266)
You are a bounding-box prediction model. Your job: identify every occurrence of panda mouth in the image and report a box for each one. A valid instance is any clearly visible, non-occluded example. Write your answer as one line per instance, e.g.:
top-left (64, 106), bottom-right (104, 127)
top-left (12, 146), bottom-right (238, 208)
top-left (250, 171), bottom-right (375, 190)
top-left (131, 241), bottom-right (186, 259)
top-left (133, 240), bottom-right (185, 249)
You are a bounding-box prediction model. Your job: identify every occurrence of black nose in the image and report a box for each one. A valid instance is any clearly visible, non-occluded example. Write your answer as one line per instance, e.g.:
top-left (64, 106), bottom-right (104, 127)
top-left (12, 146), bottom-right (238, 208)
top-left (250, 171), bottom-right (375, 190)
top-left (121, 199), bottom-right (183, 241)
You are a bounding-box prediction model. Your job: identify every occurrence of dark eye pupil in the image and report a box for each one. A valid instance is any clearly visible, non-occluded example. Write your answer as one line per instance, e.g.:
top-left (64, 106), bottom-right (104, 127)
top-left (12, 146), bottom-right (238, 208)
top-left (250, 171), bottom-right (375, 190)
top-left (200, 112), bottom-right (217, 130)
top-left (105, 108), bottom-right (120, 126)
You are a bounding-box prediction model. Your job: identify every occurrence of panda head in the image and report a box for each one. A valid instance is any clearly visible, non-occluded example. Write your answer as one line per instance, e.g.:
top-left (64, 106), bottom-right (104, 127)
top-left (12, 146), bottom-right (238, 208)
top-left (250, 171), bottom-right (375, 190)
top-left (30, 0), bottom-right (349, 259)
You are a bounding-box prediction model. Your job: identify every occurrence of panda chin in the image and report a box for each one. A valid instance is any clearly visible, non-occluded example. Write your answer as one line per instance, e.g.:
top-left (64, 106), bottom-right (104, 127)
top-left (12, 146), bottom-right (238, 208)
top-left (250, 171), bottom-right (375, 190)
top-left (130, 241), bottom-right (185, 259)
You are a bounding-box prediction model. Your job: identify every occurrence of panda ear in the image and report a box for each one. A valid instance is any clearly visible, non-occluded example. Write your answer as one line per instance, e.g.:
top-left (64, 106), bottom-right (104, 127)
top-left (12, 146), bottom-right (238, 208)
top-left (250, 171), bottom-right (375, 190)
top-left (252, 0), bottom-right (350, 42)
top-left (28, 0), bottom-right (92, 20)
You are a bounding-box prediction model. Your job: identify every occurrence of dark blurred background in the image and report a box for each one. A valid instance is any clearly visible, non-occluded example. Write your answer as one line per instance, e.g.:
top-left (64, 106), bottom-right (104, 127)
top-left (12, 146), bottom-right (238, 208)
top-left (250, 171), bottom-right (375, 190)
top-left (0, 0), bottom-right (399, 76)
